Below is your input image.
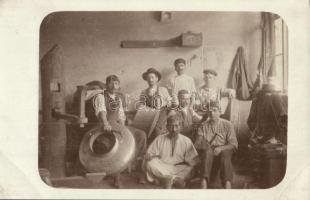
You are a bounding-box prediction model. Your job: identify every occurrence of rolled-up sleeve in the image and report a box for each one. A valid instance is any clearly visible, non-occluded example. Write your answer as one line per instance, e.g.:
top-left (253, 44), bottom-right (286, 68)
top-left (220, 88), bottom-right (236, 98)
top-left (93, 94), bottom-right (106, 117)
top-left (160, 87), bottom-right (172, 107)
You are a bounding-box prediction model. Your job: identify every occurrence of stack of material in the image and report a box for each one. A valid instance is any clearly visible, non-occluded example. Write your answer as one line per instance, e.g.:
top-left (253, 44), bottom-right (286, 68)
top-left (248, 143), bottom-right (286, 188)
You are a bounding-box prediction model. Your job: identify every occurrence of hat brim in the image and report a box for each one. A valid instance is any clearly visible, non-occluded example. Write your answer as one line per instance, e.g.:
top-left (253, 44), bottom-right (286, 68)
top-left (142, 71), bottom-right (162, 81)
top-left (203, 70), bottom-right (218, 76)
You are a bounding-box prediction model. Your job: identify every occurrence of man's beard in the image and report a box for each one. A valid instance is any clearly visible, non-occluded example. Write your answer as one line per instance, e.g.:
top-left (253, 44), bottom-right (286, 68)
top-left (169, 132), bottom-right (178, 138)
top-left (107, 89), bottom-right (116, 94)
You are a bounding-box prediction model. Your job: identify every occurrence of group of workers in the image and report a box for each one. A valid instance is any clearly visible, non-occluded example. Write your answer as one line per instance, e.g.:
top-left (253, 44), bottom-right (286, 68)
top-left (73, 58), bottom-right (238, 189)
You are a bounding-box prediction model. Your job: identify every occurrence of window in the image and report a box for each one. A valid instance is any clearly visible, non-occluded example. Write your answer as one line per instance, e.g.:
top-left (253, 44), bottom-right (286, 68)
top-left (274, 18), bottom-right (288, 92)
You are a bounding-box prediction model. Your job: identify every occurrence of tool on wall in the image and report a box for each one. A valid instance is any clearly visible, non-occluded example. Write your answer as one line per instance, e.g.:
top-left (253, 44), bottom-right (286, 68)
top-left (121, 32), bottom-right (203, 48)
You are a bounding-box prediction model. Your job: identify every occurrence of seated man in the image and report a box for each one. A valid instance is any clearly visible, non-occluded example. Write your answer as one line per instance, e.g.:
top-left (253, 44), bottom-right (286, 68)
top-left (155, 90), bottom-right (202, 141)
top-left (144, 115), bottom-right (199, 189)
top-left (84, 75), bottom-right (147, 188)
top-left (194, 101), bottom-right (238, 189)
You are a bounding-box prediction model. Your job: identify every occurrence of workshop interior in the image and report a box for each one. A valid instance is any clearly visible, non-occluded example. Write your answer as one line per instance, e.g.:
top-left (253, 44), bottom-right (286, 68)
top-left (38, 11), bottom-right (288, 189)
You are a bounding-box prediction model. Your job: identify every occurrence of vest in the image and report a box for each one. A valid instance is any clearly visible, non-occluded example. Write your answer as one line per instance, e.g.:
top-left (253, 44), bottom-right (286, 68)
top-left (144, 87), bottom-right (162, 109)
top-left (84, 90), bottom-right (123, 125)
top-left (103, 90), bottom-right (122, 122)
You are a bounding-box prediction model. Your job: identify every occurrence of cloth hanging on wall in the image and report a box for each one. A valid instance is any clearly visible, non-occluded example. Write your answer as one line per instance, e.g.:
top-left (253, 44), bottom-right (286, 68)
top-left (229, 46), bottom-right (252, 100)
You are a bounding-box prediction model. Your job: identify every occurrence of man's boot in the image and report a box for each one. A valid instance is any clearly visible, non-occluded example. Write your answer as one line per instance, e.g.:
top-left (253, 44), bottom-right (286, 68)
top-left (163, 177), bottom-right (173, 189)
top-left (200, 178), bottom-right (207, 189)
top-left (113, 173), bottom-right (122, 188)
top-left (225, 181), bottom-right (232, 189)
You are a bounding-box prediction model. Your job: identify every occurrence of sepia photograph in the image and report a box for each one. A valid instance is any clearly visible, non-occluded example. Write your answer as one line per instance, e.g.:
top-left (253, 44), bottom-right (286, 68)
top-left (38, 11), bottom-right (288, 190)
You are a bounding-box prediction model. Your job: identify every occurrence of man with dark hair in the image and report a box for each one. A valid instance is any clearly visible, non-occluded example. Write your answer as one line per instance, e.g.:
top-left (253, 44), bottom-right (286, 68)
top-left (154, 89), bottom-right (202, 140)
top-left (83, 75), bottom-right (147, 188)
top-left (194, 101), bottom-right (238, 189)
top-left (145, 114), bottom-right (199, 189)
top-left (168, 58), bottom-right (196, 106)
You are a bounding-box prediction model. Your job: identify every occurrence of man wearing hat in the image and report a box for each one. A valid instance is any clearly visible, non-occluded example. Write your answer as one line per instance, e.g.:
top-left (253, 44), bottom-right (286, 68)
top-left (198, 69), bottom-right (235, 114)
top-left (194, 101), bottom-right (238, 189)
top-left (167, 58), bottom-right (196, 107)
top-left (140, 67), bottom-right (171, 109)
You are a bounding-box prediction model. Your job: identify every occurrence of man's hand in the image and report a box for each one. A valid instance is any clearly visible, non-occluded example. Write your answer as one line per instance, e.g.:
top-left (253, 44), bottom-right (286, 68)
top-left (102, 122), bottom-right (112, 132)
top-left (145, 153), bottom-right (160, 161)
top-left (213, 146), bottom-right (223, 156)
top-left (228, 90), bottom-right (236, 98)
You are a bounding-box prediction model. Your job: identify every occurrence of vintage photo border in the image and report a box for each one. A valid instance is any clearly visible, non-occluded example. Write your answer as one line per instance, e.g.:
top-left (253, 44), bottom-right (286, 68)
top-left (0, 0), bottom-right (309, 199)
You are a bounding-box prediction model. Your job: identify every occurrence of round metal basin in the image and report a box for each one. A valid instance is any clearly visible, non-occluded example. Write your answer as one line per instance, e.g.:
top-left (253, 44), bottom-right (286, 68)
top-left (79, 122), bottom-right (136, 175)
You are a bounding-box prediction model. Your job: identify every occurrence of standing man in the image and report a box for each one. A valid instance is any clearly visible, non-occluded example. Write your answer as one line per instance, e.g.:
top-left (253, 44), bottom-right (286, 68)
top-left (144, 115), bottom-right (199, 189)
top-left (84, 75), bottom-right (147, 188)
top-left (168, 58), bottom-right (196, 107)
top-left (194, 101), bottom-right (238, 189)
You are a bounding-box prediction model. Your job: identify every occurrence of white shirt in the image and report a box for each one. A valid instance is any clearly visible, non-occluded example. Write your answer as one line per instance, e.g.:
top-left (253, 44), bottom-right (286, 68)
top-left (168, 74), bottom-right (196, 96)
top-left (86, 90), bottom-right (126, 122)
top-left (147, 133), bottom-right (199, 166)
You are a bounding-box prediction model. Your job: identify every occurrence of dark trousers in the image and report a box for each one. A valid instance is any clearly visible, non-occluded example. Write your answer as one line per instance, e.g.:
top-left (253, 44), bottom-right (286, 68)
top-left (199, 147), bottom-right (234, 184)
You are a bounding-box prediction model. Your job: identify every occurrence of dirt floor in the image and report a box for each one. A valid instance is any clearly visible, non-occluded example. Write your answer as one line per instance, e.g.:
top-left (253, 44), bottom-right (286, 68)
top-left (51, 158), bottom-right (261, 189)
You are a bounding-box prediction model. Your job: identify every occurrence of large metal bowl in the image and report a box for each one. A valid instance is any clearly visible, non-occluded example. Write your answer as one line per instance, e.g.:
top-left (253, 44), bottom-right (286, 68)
top-left (79, 121), bottom-right (136, 175)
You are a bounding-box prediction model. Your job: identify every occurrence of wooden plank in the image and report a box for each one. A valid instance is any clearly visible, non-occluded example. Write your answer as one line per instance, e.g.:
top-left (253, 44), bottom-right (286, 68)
top-left (121, 36), bottom-right (181, 48)
top-left (121, 40), bottom-right (160, 48)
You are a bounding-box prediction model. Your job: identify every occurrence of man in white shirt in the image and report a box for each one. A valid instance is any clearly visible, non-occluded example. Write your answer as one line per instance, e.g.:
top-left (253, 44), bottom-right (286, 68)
top-left (167, 58), bottom-right (196, 106)
top-left (84, 75), bottom-right (147, 188)
top-left (144, 114), bottom-right (199, 188)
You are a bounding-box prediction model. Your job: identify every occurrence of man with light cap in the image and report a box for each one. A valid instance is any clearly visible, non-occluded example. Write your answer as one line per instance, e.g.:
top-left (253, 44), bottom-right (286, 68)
top-left (194, 101), bottom-right (238, 189)
top-left (144, 114), bottom-right (199, 189)
top-left (198, 69), bottom-right (235, 116)
top-left (167, 58), bottom-right (196, 107)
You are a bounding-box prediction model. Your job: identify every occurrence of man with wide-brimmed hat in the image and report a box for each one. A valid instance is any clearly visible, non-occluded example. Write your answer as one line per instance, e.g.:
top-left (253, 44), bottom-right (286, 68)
top-left (194, 101), bottom-right (238, 189)
top-left (140, 67), bottom-right (171, 109)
